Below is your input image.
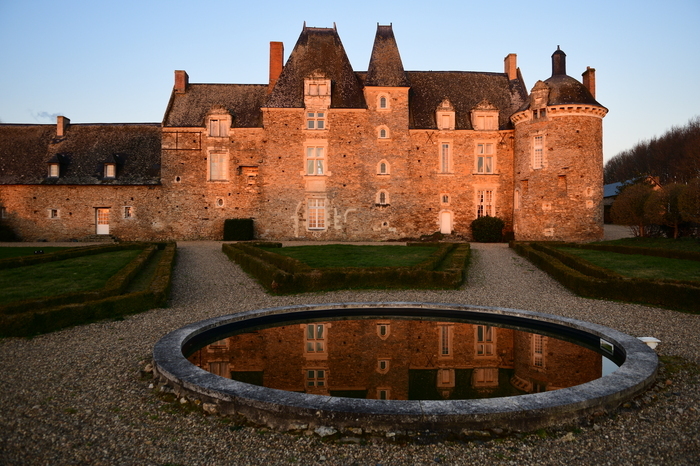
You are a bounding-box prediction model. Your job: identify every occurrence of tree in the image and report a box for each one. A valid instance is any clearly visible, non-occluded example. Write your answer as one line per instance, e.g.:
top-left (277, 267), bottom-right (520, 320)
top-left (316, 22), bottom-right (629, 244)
top-left (679, 178), bottom-right (700, 224)
top-left (610, 183), bottom-right (655, 237)
top-left (645, 183), bottom-right (687, 239)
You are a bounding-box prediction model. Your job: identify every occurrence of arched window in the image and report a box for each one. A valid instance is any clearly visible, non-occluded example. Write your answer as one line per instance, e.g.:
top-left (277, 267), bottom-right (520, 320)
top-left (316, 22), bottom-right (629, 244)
top-left (378, 127), bottom-right (389, 139)
top-left (376, 190), bottom-right (390, 205)
top-left (379, 96), bottom-right (387, 109)
top-left (377, 159), bottom-right (390, 175)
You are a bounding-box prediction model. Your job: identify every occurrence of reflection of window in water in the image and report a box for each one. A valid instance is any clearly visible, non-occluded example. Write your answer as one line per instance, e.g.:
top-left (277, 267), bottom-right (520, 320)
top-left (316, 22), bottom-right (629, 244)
top-left (439, 324), bottom-right (453, 357)
top-left (533, 334), bottom-right (545, 368)
top-left (376, 322), bottom-right (390, 339)
top-left (306, 369), bottom-right (326, 387)
top-left (473, 367), bottom-right (498, 387)
top-left (377, 359), bottom-right (390, 374)
top-left (378, 388), bottom-right (390, 400)
top-left (208, 338), bottom-right (228, 350)
top-left (208, 361), bottom-right (229, 378)
top-left (306, 324), bottom-right (326, 353)
top-left (476, 325), bottom-right (494, 356)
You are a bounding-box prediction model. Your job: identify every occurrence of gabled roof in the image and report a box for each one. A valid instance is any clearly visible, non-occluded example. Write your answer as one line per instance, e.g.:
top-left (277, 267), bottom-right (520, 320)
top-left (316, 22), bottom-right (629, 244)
top-left (265, 26), bottom-right (366, 109)
top-left (163, 84), bottom-right (267, 128)
top-left (365, 24), bottom-right (410, 87)
top-left (407, 71), bottom-right (528, 130)
top-left (0, 124), bottom-right (161, 185)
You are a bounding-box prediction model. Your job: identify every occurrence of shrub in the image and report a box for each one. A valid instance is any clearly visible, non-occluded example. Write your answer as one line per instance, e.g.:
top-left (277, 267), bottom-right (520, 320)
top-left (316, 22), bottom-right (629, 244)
top-left (470, 216), bottom-right (505, 242)
top-left (611, 183), bottom-right (655, 237)
top-left (223, 218), bottom-right (254, 241)
top-left (0, 221), bottom-right (18, 242)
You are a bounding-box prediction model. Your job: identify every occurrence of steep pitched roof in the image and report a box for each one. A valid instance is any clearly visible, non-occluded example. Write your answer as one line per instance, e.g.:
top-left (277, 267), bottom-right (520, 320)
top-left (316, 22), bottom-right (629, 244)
top-left (0, 124), bottom-right (161, 185)
top-left (265, 26), bottom-right (366, 108)
top-left (365, 24), bottom-right (410, 87)
top-left (407, 71), bottom-right (528, 130)
top-left (163, 84), bottom-right (267, 128)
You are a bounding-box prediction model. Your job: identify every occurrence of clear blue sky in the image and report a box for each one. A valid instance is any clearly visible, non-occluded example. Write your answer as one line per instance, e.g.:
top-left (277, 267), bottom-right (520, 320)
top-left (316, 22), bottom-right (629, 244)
top-left (1, 0), bottom-right (698, 162)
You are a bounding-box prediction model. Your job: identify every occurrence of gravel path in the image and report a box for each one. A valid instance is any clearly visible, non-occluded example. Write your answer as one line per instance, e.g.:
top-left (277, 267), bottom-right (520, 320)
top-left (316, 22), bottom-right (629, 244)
top-left (1, 241), bottom-right (698, 465)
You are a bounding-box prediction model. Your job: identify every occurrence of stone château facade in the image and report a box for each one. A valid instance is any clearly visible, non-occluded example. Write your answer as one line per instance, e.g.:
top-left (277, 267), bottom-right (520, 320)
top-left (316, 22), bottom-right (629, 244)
top-left (0, 24), bottom-right (607, 242)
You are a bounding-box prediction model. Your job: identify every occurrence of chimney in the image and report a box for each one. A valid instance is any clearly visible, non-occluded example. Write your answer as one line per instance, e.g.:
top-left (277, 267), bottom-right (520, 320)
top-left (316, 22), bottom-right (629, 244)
top-left (504, 53), bottom-right (517, 80)
top-left (552, 46), bottom-right (566, 76)
top-left (268, 41), bottom-right (284, 94)
top-left (56, 115), bottom-right (70, 137)
top-left (582, 66), bottom-right (596, 98)
top-left (174, 70), bottom-right (189, 94)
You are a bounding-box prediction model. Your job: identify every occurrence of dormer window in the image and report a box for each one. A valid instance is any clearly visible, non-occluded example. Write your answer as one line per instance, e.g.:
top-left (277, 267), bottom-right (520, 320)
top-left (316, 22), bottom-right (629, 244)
top-left (471, 100), bottom-right (499, 130)
top-left (206, 106), bottom-right (232, 137)
top-left (48, 163), bottom-right (60, 178)
top-left (104, 163), bottom-right (116, 179)
top-left (304, 76), bottom-right (331, 109)
top-left (436, 99), bottom-right (455, 130)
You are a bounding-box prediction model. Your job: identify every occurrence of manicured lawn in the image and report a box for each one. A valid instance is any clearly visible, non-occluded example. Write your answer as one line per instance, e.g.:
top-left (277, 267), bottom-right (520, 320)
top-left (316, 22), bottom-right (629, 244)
top-left (0, 247), bottom-right (71, 259)
top-left (0, 249), bottom-right (141, 305)
top-left (558, 247), bottom-right (700, 282)
top-left (260, 244), bottom-right (439, 268)
top-left (592, 237), bottom-right (700, 254)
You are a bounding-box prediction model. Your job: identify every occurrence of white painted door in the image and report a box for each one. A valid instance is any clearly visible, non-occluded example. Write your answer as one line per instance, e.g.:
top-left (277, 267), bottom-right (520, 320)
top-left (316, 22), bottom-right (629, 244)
top-left (96, 208), bottom-right (110, 235)
top-left (440, 211), bottom-right (452, 235)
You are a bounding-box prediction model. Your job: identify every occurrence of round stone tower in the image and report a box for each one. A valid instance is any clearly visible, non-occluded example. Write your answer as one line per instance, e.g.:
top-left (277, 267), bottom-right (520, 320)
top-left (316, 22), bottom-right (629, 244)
top-left (511, 47), bottom-right (608, 241)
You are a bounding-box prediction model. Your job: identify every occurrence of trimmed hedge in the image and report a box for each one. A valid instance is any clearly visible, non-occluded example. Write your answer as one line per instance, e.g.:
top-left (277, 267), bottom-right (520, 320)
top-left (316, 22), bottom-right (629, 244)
top-left (222, 242), bottom-right (470, 295)
top-left (471, 216), bottom-right (505, 242)
top-left (511, 241), bottom-right (700, 313)
top-left (223, 218), bottom-right (254, 241)
top-left (0, 242), bottom-right (176, 337)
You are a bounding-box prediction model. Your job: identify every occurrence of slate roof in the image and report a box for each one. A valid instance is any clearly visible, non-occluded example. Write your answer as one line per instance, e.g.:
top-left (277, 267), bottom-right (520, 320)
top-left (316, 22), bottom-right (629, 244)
top-left (265, 26), bottom-right (367, 109)
top-left (0, 124), bottom-right (161, 185)
top-left (365, 25), bottom-right (410, 87)
top-left (407, 71), bottom-right (527, 130)
top-left (163, 84), bottom-right (267, 128)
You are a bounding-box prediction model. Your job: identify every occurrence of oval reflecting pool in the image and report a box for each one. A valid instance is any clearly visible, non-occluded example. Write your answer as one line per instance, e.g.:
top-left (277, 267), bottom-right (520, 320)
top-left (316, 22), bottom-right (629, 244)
top-left (186, 316), bottom-right (619, 402)
top-left (153, 302), bottom-right (657, 434)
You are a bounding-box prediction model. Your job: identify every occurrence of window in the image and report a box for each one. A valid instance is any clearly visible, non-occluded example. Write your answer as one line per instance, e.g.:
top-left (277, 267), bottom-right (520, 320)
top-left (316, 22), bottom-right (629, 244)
top-left (476, 190), bottom-right (494, 218)
top-left (533, 135), bottom-right (544, 169)
top-left (379, 96), bottom-right (388, 109)
top-left (378, 388), bottom-right (390, 400)
top-left (436, 100), bottom-right (455, 130)
top-left (48, 164), bottom-right (59, 178)
top-left (104, 164), bottom-right (116, 178)
top-left (124, 206), bottom-right (133, 219)
top-left (208, 118), bottom-right (228, 137)
top-left (307, 198), bottom-right (326, 230)
top-left (378, 127), bottom-right (388, 139)
top-left (49, 209), bottom-right (59, 219)
top-left (476, 325), bottom-right (494, 356)
top-left (514, 189), bottom-right (520, 210)
top-left (306, 324), bottom-right (326, 353)
top-left (475, 115), bottom-right (497, 130)
top-left (307, 83), bottom-right (328, 96)
top-left (208, 361), bottom-right (229, 378)
top-left (439, 324), bottom-right (453, 358)
top-left (476, 143), bottom-right (494, 173)
top-left (0, 207), bottom-right (6, 219)
top-left (439, 142), bottom-right (452, 173)
top-left (473, 368), bottom-right (498, 387)
top-left (376, 190), bottom-right (389, 206)
top-left (306, 369), bottom-right (326, 387)
top-left (377, 323), bottom-right (390, 339)
top-left (306, 112), bottom-right (325, 130)
top-left (377, 359), bottom-right (390, 374)
top-left (215, 198), bottom-right (225, 208)
top-left (437, 369), bottom-right (455, 388)
top-left (441, 194), bottom-right (450, 205)
top-left (209, 151), bottom-right (229, 181)
top-left (377, 160), bottom-right (390, 175)
top-left (532, 334), bottom-right (545, 367)
top-left (305, 146), bottom-right (325, 175)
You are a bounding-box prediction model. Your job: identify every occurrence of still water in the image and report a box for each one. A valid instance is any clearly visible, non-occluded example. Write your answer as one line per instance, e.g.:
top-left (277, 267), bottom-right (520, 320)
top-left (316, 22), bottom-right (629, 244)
top-left (188, 317), bottom-right (617, 401)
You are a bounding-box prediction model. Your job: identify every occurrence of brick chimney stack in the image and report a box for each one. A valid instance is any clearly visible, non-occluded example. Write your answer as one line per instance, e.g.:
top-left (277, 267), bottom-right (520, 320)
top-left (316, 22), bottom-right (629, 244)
top-left (56, 115), bottom-right (70, 137)
top-left (582, 66), bottom-right (596, 99)
top-left (174, 70), bottom-right (189, 94)
top-left (269, 41), bottom-right (284, 94)
top-left (504, 53), bottom-right (517, 80)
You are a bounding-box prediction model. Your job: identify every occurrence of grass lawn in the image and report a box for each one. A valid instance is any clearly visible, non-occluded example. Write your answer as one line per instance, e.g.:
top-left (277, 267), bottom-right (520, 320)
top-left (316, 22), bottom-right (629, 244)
top-left (593, 237), bottom-right (700, 253)
top-left (260, 244), bottom-right (440, 268)
top-left (0, 249), bottom-right (141, 305)
top-left (0, 247), bottom-right (72, 259)
top-left (558, 247), bottom-right (700, 282)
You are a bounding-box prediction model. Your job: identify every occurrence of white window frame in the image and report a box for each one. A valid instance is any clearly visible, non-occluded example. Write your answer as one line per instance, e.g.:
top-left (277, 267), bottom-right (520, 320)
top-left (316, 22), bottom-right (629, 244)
top-left (378, 94), bottom-right (390, 110)
top-left (307, 198), bottom-right (326, 231)
top-left (305, 369), bottom-right (327, 387)
top-left (475, 325), bottom-right (495, 357)
top-left (376, 190), bottom-right (390, 206)
top-left (306, 111), bottom-right (326, 130)
top-left (473, 368), bottom-right (499, 387)
top-left (476, 189), bottom-right (494, 218)
top-left (376, 322), bottom-right (391, 340)
top-left (377, 126), bottom-right (390, 140)
top-left (208, 150), bottom-right (229, 181)
top-left (104, 163), bottom-right (116, 179)
top-left (305, 145), bottom-right (326, 176)
top-left (48, 163), bottom-right (59, 178)
top-left (476, 142), bottom-right (495, 174)
top-left (439, 141), bottom-right (452, 174)
top-left (377, 160), bottom-right (390, 175)
top-left (208, 118), bottom-right (229, 138)
top-left (438, 324), bottom-right (453, 358)
top-left (532, 334), bottom-right (545, 368)
top-left (533, 134), bottom-right (545, 169)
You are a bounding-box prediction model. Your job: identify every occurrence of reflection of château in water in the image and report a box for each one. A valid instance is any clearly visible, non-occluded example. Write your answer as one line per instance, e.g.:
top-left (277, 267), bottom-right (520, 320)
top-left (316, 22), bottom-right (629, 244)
top-left (188, 319), bottom-right (602, 401)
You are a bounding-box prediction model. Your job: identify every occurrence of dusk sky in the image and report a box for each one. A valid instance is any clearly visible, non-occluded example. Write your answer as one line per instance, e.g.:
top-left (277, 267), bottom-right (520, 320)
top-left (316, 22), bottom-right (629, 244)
top-left (1, 0), bottom-right (698, 163)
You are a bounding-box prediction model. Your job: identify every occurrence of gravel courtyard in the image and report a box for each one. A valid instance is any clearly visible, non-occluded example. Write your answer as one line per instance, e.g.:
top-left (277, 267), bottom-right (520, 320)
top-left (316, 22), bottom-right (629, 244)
top-left (1, 241), bottom-right (698, 465)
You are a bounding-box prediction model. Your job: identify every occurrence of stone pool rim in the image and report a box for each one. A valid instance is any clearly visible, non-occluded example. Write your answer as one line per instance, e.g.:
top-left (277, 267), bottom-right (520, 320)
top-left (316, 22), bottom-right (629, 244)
top-left (152, 302), bottom-right (658, 434)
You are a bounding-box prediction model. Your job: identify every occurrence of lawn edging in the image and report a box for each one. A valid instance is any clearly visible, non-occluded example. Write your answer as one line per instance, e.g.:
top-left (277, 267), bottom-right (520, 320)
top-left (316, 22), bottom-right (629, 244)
top-left (0, 242), bottom-right (176, 337)
top-left (510, 241), bottom-right (700, 313)
top-left (222, 242), bottom-right (470, 294)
